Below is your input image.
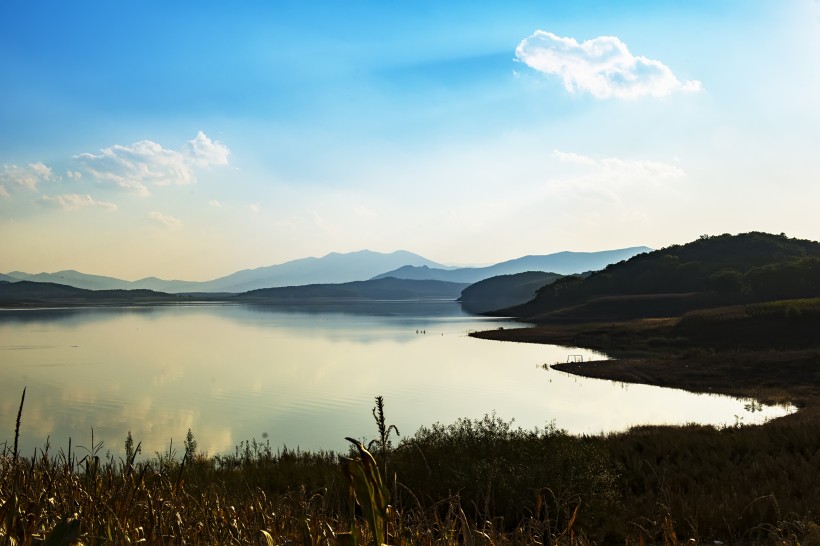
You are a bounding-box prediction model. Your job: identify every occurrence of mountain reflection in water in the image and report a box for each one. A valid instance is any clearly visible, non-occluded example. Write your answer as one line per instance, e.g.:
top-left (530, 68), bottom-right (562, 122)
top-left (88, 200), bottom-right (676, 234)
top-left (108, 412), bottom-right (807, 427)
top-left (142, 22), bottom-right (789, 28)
top-left (0, 303), bottom-right (792, 458)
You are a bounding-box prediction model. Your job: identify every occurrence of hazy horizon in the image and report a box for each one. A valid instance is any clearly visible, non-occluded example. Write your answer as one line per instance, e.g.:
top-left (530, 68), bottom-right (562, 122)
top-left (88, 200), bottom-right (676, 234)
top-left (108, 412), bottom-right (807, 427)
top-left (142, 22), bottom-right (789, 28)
top-left (3, 245), bottom-right (655, 283)
top-left (2, 1), bottom-right (819, 280)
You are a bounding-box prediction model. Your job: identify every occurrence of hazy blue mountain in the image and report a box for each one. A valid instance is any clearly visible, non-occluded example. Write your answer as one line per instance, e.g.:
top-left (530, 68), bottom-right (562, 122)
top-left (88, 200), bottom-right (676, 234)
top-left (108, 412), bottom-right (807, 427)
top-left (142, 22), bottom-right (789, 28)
top-left (4, 250), bottom-right (448, 293)
top-left (234, 277), bottom-right (468, 302)
top-left (182, 250), bottom-right (449, 293)
top-left (372, 247), bottom-right (652, 284)
top-left (129, 276), bottom-right (205, 292)
top-left (3, 270), bottom-right (135, 290)
top-left (4, 247), bottom-right (650, 294)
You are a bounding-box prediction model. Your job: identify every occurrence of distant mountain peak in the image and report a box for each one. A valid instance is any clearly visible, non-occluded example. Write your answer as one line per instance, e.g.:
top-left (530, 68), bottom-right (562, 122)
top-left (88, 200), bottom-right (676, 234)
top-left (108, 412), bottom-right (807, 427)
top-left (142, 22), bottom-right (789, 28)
top-left (3, 246), bottom-right (652, 294)
top-left (371, 246), bottom-right (652, 285)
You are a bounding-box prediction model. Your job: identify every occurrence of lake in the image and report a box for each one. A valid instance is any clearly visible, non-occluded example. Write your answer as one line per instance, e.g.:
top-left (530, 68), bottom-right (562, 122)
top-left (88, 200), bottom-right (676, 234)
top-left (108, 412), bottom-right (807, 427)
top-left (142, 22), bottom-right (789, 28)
top-left (0, 303), bottom-right (792, 459)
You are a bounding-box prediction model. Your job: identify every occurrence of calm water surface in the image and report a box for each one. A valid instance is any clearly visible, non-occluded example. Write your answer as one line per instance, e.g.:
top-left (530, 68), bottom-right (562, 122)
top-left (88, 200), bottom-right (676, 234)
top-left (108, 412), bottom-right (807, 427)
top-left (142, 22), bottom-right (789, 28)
top-left (0, 303), bottom-right (791, 457)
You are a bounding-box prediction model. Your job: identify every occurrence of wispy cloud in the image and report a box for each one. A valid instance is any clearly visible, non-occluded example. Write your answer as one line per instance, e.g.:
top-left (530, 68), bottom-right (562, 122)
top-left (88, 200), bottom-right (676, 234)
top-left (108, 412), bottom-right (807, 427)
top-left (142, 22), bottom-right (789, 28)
top-left (0, 185), bottom-right (8, 198)
top-left (551, 150), bottom-right (597, 166)
top-left (208, 199), bottom-right (223, 208)
top-left (249, 203), bottom-right (260, 214)
top-left (545, 150), bottom-right (686, 208)
top-left (148, 211), bottom-right (182, 229)
top-left (515, 31), bottom-right (702, 99)
top-left (553, 150), bottom-right (685, 182)
top-left (73, 132), bottom-right (230, 196)
top-left (37, 193), bottom-right (118, 211)
top-left (0, 162), bottom-right (55, 192)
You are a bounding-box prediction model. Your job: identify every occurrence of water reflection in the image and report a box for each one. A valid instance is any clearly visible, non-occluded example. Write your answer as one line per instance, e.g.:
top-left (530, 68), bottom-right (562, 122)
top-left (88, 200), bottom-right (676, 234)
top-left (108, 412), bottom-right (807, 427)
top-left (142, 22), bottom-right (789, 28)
top-left (0, 304), bottom-right (793, 458)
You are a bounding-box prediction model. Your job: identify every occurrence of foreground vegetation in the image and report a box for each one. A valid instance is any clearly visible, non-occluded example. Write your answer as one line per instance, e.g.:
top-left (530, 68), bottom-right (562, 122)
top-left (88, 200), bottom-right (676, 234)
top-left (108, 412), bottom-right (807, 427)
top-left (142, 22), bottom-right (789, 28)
top-left (3, 388), bottom-right (820, 545)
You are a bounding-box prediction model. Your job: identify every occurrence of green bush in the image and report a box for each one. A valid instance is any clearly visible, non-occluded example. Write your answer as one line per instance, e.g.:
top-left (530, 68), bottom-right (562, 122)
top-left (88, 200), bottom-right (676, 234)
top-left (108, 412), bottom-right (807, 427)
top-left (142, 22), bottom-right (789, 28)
top-left (390, 414), bottom-right (618, 534)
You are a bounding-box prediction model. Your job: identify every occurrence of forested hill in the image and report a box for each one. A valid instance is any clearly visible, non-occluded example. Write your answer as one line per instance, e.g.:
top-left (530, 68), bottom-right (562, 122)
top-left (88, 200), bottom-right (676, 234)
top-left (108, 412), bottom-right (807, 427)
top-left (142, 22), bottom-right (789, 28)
top-left (0, 277), bottom-right (468, 306)
top-left (502, 232), bottom-right (820, 321)
top-left (0, 281), bottom-right (183, 305)
top-left (233, 277), bottom-right (469, 302)
top-left (458, 271), bottom-right (563, 314)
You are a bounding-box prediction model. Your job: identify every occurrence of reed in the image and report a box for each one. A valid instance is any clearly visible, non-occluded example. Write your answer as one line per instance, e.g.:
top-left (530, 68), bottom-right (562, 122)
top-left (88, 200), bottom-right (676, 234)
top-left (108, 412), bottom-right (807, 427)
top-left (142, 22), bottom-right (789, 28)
top-left (3, 392), bottom-right (820, 544)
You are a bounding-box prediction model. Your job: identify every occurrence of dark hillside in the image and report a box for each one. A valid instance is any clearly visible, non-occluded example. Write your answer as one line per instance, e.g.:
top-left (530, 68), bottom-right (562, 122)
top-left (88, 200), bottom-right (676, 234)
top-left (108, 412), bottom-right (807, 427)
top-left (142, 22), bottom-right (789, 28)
top-left (503, 232), bottom-right (820, 321)
top-left (0, 281), bottom-right (182, 305)
top-left (233, 277), bottom-right (468, 302)
top-left (0, 278), bottom-right (468, 306)
top-left (458, 271), bottom-right (562, 313)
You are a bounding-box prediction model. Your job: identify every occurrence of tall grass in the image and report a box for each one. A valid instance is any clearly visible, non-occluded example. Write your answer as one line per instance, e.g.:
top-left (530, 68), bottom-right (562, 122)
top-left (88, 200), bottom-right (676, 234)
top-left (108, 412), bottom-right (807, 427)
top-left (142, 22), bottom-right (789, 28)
top-left (4, 391), bottom-right (820, 544)
top-left (678, 297), bottom-right (820, 326)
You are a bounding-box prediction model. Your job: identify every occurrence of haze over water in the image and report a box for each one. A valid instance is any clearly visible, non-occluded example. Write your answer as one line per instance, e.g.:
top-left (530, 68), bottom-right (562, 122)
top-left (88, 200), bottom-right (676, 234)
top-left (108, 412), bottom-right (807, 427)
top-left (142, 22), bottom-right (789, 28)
top-left (0, 304), bottom-right (790, 458)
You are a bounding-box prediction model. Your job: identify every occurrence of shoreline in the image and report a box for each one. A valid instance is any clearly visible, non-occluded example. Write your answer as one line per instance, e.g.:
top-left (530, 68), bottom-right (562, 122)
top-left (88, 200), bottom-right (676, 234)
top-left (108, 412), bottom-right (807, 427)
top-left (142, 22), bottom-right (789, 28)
top-left (471, 322), bottom-right (820, 424)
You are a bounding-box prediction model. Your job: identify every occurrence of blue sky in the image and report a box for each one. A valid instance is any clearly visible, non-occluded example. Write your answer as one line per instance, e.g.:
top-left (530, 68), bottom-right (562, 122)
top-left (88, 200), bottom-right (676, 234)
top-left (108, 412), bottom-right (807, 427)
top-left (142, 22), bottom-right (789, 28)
top-left (2, 0), bottom-right (819, 280)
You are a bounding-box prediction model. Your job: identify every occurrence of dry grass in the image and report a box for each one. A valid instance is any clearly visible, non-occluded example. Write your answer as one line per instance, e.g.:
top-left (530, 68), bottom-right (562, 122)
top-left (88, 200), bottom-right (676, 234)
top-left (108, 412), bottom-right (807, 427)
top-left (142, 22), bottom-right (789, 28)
top-left (6, 403), bottom-right (820, 545)
top-left (2, 393), bottom-right (609, 545)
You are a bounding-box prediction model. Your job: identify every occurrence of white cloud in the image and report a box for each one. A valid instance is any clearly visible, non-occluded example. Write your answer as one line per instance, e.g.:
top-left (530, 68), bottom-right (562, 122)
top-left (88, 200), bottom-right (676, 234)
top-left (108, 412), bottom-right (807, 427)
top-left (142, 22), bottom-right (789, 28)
top-left (515, 31), bottom-right (702, 99)
top-left (556, 150), bottom-right (684, 178)
top-left (550, 150), bottom-right (685, 197)
top-left (596, 156), bottom-right (685, 181)
top-left (184, 131), bottom-right (230, 167)
top-left (75, 141), bottom-right (190, 195)
top-left (0, 162), bottom-right (55, 192)
top-left (73, 132), bottom-right (230, 195)
top-left (0, 185), bottom-right (8, 198)
top-left (149, 211), bottom-right (182, 229)
top-left (551, 150), bottom-right (598, 166)
top-left (38, 193), bottom-right (118, 211)
top-left (248, 203), bottom-right (260, 214)
top-left (209, 199), bottom-right (223, 208)
top-left (553, 150), bottom-right (685, 181)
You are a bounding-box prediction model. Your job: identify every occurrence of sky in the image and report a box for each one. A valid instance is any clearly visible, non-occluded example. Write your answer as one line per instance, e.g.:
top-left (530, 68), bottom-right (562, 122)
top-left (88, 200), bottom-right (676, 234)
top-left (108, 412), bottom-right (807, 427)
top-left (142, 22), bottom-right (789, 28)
top-left (1, 0), bottom-right (819, 281)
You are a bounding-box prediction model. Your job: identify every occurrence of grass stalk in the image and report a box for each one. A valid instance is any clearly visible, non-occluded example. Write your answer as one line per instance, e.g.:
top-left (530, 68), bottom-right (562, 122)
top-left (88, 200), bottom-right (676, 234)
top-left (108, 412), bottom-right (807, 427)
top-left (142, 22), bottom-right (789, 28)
top-left (12, 387), bottom-right (25, 464)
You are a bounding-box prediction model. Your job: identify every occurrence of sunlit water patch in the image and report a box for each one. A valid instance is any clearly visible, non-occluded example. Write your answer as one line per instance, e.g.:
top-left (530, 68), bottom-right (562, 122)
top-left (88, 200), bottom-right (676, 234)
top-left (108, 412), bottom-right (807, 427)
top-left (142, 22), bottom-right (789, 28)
top-left (0, 303), bottom-right (793, 457)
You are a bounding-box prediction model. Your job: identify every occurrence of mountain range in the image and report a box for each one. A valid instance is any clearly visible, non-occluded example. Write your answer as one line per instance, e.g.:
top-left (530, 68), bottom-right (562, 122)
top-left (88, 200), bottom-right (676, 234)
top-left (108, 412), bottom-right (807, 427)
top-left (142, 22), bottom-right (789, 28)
top-left (3, 250), bottom-right (446, 293)
top-left (371, 247), bottom-right (652, 284)
top-left (3, 246), bottom-right (650, 294)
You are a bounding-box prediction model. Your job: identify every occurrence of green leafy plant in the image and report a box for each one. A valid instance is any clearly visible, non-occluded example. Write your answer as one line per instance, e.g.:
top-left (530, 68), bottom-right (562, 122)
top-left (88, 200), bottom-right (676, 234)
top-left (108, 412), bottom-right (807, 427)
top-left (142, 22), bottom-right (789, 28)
top-left (368, 395), bottom-right (399, 479)
top-left (341, 438), bottom-right (391, 546)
